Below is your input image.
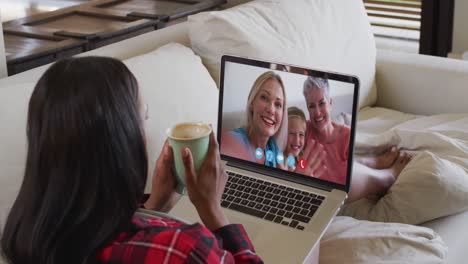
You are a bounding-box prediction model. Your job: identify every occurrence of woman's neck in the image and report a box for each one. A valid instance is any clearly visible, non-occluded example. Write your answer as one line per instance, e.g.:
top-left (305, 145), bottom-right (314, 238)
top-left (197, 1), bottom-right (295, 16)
top-left (247, 126), bottom-right (269, 149)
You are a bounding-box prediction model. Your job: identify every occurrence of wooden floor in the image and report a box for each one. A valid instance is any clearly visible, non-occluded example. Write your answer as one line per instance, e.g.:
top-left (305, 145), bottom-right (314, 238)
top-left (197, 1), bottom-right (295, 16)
top-left (0, 0), bottom-right (91, 22)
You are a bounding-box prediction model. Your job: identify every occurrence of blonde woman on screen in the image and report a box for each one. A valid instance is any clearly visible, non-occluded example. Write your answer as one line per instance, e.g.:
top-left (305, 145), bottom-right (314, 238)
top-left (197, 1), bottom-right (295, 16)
top-left (221, 71), bottom-right (288, 168)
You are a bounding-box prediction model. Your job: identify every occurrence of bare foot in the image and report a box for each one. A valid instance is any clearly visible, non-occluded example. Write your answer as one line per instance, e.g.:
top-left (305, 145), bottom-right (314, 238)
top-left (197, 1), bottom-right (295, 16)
top-left (369, 152), bottom-right (412, 199)
top-left (387, 152), bottom-right (412, 180)
top-left (357, 146), bottom-right (400, 169)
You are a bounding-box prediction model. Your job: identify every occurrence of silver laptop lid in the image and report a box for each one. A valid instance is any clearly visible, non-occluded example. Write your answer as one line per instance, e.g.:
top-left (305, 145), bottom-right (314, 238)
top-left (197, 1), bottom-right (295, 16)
top-left (218, 55), bottom-right (359, 193)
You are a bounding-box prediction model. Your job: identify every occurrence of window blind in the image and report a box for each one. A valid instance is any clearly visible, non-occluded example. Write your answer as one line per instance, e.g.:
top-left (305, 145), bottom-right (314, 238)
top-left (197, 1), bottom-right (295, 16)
top-left (364, 0), bottom-right (422, 41)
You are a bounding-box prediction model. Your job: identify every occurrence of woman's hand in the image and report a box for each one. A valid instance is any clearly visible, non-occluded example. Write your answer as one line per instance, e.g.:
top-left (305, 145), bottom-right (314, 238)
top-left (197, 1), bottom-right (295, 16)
top-left (295, 139), bottom-right (327, 177)
top-left (182, 131), bottom-right (229, 231)
top-left (144, 140), bottom-right (181, 213)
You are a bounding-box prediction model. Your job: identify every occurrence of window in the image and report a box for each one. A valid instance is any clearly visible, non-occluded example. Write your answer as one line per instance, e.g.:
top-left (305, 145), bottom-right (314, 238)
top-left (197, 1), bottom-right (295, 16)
top-left (364, 0), bottom-right (421, 53)
top-left (365, 0), bottom-right (421, 41)
top-left (364, 0), bottom-right (455, 57)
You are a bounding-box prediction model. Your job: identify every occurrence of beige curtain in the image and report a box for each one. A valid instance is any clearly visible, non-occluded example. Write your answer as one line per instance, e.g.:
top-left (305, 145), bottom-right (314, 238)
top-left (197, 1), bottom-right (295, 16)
top-left (0, 9), bottom-right (7, 78)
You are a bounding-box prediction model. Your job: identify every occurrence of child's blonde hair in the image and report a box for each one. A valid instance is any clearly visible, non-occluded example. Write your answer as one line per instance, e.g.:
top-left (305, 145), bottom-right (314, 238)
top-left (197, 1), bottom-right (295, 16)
top-left (287, 106), bottom-right (306, 123)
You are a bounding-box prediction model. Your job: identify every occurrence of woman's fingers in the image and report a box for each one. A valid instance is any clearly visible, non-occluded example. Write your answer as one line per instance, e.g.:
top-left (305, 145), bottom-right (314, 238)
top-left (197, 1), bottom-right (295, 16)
top-left (162, 140), bottom-right (174, 164)
top-left (208, 128), bottom-right (219, 157)
top-left (313, 164), bottom-right (327, 179)
top-left (305, 143), bottom-right (324, 170)
top-left (182, 148), bottom-right (197, 187)
top-left (307, 155), bottom-right (322, 172)
top-left (219, 169), bottom-right (228, 194)
top-left (302, 139), bottom-right (315, 159)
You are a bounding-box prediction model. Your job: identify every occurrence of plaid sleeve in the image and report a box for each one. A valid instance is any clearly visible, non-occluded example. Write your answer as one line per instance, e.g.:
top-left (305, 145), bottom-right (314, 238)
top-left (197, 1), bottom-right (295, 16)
top-left (97, 217), bottom-right (263, 264)
top-left (186, 224), bottom-right (263, 263)
top-left (182, 223), bottom-right (263, 264)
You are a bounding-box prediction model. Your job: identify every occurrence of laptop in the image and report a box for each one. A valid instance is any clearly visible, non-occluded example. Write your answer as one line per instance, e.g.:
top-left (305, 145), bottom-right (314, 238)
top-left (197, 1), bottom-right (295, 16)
top-left (170, 55), bottom-right (359, 263)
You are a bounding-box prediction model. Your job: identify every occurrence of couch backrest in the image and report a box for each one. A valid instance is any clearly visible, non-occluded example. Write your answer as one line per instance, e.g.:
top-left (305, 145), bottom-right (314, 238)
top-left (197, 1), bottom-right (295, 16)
top-left (0, 82), bottom-right (34, 230)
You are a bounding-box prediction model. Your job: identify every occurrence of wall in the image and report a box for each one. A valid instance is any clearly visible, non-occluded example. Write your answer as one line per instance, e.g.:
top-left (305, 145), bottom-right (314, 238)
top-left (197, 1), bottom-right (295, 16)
top-left (452, 0), bottom-right (468, 54)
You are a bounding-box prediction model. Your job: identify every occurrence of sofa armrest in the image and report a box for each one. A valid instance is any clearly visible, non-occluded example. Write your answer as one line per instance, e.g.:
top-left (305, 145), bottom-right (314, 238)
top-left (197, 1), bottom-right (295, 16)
top-left (375, 49), bottom-right (468, 115)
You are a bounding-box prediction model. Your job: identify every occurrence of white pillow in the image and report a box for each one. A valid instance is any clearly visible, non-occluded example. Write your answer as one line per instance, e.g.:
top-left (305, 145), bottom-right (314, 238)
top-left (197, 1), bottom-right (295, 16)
top-left (0, 82), bottom-right (35, 228)
top-left (123, 43), bottom-right (219, 192)
top-left (188, 0), bottom-right (377, 109)
top-left (341, 151), bottom-right (468, 225)
top-left (321, 216), bottom-right (447, 264)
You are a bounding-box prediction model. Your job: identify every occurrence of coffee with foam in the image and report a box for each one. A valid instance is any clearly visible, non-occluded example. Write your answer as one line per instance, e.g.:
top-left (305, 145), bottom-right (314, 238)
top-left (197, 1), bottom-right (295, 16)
top-left (170, 123), bottom-right (211, 140)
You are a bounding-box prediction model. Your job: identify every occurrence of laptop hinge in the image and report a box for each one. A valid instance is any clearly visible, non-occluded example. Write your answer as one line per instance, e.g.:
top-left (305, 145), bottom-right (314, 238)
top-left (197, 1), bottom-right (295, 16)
top-left (226, 160), bottom-right (334, 192)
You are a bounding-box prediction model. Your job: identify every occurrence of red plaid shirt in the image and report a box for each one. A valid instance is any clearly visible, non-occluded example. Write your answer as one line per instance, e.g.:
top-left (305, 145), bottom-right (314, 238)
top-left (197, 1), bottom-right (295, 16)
top-left (97, 213), bottom-right (263, 263)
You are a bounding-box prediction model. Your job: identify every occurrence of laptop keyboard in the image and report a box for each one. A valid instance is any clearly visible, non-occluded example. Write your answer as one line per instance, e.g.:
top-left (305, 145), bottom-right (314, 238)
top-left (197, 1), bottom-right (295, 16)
top-left (221, 171), bottom-right (325, 231)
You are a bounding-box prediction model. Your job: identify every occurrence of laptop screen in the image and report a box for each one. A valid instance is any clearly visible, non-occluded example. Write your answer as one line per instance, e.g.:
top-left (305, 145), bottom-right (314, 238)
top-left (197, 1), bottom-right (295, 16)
top-left (218, 56), bottom-right (359, 191)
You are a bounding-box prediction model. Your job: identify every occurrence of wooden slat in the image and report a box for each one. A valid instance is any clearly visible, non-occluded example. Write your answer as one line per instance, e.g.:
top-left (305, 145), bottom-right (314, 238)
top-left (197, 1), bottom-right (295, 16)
top-left (365, 5), bottom-right (421, 15)
top-left (364, 0), bottom-right (422, 4)
top-left (95, 0), bottom-right (226, 21)
top-left (370, 22), bottom-right (420, 31)
top-left (4, 28), bottom-right (66, 40)
top-left (364, 0), bottom-right (421, 8)
top-left (364, 0), bottom-right (422, 36)
top-left (4, 31), bottom-right (85, 62)
top-left (367, 13), bottom-right (420, 21)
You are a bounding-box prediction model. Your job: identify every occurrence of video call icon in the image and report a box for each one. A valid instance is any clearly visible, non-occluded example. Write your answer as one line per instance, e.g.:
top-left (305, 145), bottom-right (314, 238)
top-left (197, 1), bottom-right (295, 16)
top-left (299, 158), bottom-right (307, 169)
top-left (266, 150), bottom-right (274, 163)
top-left (287, 155), bottom-right (295, 167)
top-left (276, 152), bottom-right (284, 165)
top-left (255, 148), bottom-right (263, 160)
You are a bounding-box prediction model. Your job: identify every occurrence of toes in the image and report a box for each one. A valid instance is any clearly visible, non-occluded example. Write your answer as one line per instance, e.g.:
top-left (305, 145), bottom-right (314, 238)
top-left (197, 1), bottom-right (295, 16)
top-left (388, 145), bottom-right (400, 160)
top-left (399, 152), bottom-right (412, 165)
top-left (398, 153), bottom-right (406, 163)
top-left (407, 153), bottom-right (413, 160)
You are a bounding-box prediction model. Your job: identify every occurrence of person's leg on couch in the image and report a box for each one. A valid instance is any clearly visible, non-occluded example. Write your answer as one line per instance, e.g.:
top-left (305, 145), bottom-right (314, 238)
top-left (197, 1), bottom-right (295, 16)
top-left (347, 149), bottom-right (412, 203)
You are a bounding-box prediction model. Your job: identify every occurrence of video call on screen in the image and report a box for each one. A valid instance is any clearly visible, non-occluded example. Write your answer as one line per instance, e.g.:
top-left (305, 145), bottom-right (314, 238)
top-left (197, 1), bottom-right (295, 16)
top-left (220, 61), bottom-right (356, 186)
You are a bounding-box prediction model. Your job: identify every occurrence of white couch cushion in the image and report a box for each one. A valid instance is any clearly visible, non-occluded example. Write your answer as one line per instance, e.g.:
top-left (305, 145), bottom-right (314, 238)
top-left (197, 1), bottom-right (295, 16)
top-left (0, 82), bottom-right (35, 228)
top-left (422, 210), bottom-right (468, 264)
top-left (123, 43), bottom-right (219, 192)
top-left (188, 0), bottom-right (377, 109)
top-left (321, 216), bottom-right (447, 263)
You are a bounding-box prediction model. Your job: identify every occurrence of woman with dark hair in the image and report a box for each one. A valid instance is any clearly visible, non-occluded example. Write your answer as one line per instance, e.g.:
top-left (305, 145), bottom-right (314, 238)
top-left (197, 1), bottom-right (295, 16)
top-left (1, 57), bottom-right (263, 264)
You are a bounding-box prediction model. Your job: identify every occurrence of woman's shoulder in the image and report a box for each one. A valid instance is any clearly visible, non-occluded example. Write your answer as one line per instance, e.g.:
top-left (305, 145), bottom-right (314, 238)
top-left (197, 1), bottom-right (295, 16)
top-left (333, 122), bottom-right (350, 135)
top-left (230, 127), bottom-right (247, 137)
top-left (222, 127), bottom-right (254, 159)
top-left (340, 124), bottom-right (351, 136)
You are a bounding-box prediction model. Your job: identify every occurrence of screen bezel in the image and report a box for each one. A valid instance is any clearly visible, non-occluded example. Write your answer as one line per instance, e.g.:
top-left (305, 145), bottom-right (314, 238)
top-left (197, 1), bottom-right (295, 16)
top-left (218, 55), bottom-right (359, 193)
